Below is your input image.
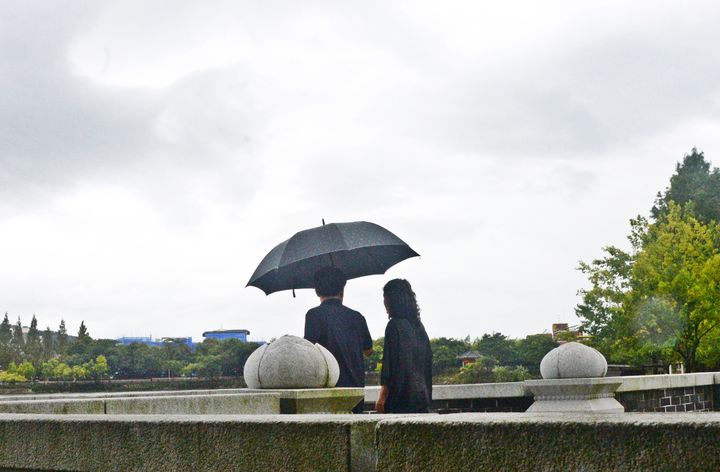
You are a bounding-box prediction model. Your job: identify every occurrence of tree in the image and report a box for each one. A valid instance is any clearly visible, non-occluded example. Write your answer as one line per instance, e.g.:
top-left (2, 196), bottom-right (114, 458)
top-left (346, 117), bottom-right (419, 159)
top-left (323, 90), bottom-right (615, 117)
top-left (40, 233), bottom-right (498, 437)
top-left (0, 313), bottom-right (12, 368)
top-left (25, 315), bottom-right (42, 365)
top-left (430, 337), bottom-right (471, 373)
top-left (67, 321), bottom-right (92, 357)
top-left (452, 355), bottom-right (497, 383)
top-left (628, 203), bottom-right (720, 371)
top-left (472, 333), bottom-right (518, 366)
top-left (77, 321), bottom-right (90, 341)
top-left (652, 148), bottom-right (720, 224)
top-left (56, 319), bottom-right (68, 355)
top-left (516, 334), bottom-right (558, 375)
top-left (42, 327), bottom-right (54, 360)
top-left (10, 317), bottom-right (24, 362)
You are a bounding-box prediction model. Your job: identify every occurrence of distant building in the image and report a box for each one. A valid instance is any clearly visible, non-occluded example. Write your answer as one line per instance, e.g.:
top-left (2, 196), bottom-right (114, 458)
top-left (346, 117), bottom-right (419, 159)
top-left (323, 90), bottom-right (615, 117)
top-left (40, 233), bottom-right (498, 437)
top-left (116, 336), bottom-right (164, 347)
top-left (116, 336), bottom-right (196, 350)
top-left (457, 350), bottom-right (483, 366)
top-left (551, 323), bottom-right (569, 340)
top-left (202, 329), bottom-right (250, 343)
top-left (551, 323), bottom-right (591, 343)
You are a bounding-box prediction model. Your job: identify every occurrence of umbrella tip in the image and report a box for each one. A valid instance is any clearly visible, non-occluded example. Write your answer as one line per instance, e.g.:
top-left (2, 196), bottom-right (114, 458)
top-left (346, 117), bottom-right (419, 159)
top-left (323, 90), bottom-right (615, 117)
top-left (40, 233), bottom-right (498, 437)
top-left (322, 218), bottom-right (325, 226)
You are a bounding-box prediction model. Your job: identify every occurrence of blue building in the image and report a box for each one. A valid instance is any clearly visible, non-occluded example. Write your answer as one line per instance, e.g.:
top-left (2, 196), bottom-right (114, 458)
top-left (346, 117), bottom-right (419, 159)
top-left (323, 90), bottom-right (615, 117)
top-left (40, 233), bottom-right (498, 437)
top-left (117, 336), bottom-right (162, 347)
top-left (202, 329), bottom-right (250, 342)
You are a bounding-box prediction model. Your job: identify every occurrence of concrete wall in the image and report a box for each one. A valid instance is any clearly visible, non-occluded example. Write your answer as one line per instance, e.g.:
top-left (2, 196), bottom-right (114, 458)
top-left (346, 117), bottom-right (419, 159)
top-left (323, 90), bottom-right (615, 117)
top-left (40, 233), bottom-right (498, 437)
top-left (375, 413), bottom-right (720, 471)
top-left (0, 414), bottom-right (380, 472)
top-left (0, 393), bottom-right (280, 415)
top-left (2, 413), bottom-right (720, 471)
top-left (364, 372), bottom-right (720, 412)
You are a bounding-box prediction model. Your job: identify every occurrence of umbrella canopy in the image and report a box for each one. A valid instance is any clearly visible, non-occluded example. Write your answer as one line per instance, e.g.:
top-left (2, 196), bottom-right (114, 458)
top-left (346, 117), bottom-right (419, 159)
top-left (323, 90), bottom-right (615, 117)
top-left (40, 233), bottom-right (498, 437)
top-left (247, 221), bottom-right (419, 295)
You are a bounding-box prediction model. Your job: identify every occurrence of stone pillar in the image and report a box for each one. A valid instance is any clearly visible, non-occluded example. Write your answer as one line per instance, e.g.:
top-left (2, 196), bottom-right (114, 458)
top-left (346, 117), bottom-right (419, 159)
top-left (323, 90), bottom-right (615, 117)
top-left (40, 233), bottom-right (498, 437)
top-left (524, 342), bottom-right (624, 413)
top-left (243, 335), bottom-right (363, 413)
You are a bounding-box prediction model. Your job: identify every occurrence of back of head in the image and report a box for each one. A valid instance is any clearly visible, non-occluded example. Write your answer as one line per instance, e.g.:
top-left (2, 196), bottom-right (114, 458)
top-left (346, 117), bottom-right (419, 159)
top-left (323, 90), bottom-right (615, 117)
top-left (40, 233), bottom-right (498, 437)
top-left (383, 278), bottom-right (420, 320)
top-left (314, 266), bottom-right (347, 297)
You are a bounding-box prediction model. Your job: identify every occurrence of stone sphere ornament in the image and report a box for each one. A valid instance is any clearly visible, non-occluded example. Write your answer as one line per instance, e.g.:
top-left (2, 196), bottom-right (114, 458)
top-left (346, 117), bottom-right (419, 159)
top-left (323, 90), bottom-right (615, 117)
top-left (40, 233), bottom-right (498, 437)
top-left (539, 341), bottom-right (608, 379)
top-left (243, 335), bottom-right (340, 389)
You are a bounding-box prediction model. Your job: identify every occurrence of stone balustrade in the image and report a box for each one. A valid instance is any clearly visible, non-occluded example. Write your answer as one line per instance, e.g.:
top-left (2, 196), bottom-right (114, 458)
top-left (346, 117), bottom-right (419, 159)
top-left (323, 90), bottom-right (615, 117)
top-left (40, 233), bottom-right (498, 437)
top-left (1, 412), bottom-right (720, 471)
top-left (364, 372), bottom-right (719, 412)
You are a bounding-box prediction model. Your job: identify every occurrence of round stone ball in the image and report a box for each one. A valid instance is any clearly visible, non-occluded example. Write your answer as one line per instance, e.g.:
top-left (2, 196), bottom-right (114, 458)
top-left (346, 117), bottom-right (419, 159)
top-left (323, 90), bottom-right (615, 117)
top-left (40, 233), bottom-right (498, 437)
top-left (539, 342), bottom-right (608, 379)
top-left (243, 335), bottom-right (340, 389)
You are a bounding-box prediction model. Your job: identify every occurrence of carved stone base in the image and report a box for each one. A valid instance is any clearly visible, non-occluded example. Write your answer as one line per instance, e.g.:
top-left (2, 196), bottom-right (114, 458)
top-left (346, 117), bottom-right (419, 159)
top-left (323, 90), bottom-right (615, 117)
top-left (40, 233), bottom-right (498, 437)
top-left (524, 378), bottom-right (624, 413)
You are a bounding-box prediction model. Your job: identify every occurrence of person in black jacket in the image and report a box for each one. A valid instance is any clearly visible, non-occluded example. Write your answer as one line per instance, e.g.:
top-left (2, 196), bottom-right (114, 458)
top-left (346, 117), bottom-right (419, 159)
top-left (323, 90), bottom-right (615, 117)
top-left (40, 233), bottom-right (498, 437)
top-left (304, 267), bottom-right (373, 412)
top-left (375, 278), bottom-right (432, 413)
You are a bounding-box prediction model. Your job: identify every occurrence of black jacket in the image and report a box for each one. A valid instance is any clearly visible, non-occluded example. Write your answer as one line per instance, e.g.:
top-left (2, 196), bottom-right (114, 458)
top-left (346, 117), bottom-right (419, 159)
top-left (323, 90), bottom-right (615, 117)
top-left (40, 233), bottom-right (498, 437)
top-left (304, 299), bottom-right (372, 387)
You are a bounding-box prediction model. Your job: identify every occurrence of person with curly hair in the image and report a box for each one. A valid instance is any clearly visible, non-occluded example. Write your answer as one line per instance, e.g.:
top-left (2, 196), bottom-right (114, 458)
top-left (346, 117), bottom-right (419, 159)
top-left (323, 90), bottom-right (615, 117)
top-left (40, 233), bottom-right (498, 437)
top-left (375, 278), bottom-right (432, 413)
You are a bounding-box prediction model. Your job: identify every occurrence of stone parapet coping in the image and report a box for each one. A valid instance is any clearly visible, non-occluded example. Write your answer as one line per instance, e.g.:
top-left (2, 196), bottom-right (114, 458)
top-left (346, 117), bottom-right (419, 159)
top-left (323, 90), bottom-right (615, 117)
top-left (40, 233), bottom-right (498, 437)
top-left (364, 372), bottom-right (720, 402)
top-left (364, 381), bottom-right (527, 402)
top-left (615, 372), bottom-right (716, 392)
top-left (2, 412), bottom-right (720, 471)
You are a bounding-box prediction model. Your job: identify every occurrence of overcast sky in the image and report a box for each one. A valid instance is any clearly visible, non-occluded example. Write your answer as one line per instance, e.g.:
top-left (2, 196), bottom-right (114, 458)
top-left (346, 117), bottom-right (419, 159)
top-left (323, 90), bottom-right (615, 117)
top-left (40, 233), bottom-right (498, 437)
top-left (2, 0), bottom-right (720, 343)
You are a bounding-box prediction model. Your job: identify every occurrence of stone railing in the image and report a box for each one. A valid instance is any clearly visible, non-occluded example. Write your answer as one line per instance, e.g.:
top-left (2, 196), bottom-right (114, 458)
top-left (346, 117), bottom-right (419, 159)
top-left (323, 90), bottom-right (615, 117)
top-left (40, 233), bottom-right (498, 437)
top-left (363, 372), bottom-right (719, 413)
top-left (2, 412), bottom-right (720, 470)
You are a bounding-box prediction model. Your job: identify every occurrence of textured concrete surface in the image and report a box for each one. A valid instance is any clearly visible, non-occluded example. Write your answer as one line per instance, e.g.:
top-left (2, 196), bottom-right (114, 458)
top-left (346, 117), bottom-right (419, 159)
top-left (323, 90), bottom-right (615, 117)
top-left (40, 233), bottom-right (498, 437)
top-left (0, 393), bottom-right (280, 415)
top-left (104, 393), bottom-right (280, 415)
top-left (364, 382), bottom-right (528, 403)
top-left (4, 412), bottom-right (720, 471)
top-left (376, 412), bottom-right (720, 471)
top-left (246, 388), bottom-right (364, 413)
top-left (0, 388), bottom-right (253, 402)
top-left (0, 398), bottom-right (104, 414)
top-left (540, 342), bottom-right (608, 379)
top-left (525, 377), bottom-right (624, 412)
top-left (617, 372), bottom-right (715, 391)
top-left (0, 413), bottom-right (386, 472)
top-left (244, 335), bottom-right (339, 388)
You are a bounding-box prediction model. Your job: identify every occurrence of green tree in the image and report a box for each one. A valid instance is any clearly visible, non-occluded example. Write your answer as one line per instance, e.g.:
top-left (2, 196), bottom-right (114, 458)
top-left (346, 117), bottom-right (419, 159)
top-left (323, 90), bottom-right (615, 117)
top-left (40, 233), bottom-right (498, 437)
top-left (472, 332), bottom-right (518, 366)
top-left (86, 355), bottom-right (109, 380)
top-left (56, 319), bottom-right (68, 355)
top-left (67, 321), bottom-right (92, 357)
top-left (516, 334), bottom-right (558, 375)
top-left (0, 313), bottom-right (12, 368)
top-left (492, 365), bottom-right (531, 383)
top-left (10, 317), bottom-right (25, 363)
top-left (628, 203), bottom-right (720, 371)
top-left (365, 337), bottom-right (384, 373)
top-left (652, 148), bottom-right (720, 224)
top-left (453, 355), bottom-right (497, 384)
top-left (42, 327), bottom-right (54, 360)
top-left (12, 361), bottom-right (36, 380)
top-left (430, 337), bottom-right (471, 373)
top-left (25, 315), bottom-right (42, 366)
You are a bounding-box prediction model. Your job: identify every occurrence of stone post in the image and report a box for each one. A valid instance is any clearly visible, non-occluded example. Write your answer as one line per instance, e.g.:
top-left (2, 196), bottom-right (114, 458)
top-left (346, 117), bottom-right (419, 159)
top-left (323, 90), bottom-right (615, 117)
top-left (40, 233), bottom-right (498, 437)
top-left (524, 342), bottom-right (624, 413)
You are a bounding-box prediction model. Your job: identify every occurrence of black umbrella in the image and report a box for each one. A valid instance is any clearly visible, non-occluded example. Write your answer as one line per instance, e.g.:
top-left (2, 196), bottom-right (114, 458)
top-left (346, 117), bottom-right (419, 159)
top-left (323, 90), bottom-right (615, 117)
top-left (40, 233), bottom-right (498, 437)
top-left (247, 221), bottom-right (419, 295)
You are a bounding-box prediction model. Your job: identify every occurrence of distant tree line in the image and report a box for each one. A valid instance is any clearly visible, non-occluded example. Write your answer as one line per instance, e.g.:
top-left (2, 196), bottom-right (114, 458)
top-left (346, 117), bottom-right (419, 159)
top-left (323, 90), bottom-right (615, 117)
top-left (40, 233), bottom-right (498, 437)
top-left (0, 314), bottom-right (260, 383)
top-left (366, 332), bottom-right (559, 384)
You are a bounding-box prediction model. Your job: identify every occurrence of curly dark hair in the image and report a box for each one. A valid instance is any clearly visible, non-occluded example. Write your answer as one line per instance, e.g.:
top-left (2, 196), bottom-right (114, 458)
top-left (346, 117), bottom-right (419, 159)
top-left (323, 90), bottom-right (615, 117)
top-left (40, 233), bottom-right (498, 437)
top-left (383, 278), bottom-right (420, 320)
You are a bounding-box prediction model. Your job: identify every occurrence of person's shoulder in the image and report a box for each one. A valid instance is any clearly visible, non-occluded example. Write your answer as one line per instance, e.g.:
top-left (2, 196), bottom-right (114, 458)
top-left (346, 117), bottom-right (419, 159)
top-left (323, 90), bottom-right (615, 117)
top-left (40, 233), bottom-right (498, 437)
top-left (341, 304), bottom-right (365, 318)
top-left (306, 304), bottom-right (326, 317)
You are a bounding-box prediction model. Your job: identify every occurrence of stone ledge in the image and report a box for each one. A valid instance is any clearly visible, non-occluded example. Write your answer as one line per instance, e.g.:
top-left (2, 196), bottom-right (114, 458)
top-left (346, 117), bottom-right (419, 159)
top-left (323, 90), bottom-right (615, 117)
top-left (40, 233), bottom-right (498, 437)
top-left (0, 413), bottom-right (390, 472)
top-left (245, 388), bottom-right (364, 414)
top-left (376, 412), bottom-right (720, 471)
top-left (616, 372), bottom-right (716, 392)
top-left (3, 412), bottom-right (720, 471)
top-left (0, 393), bottom-right (280, 415)
top-left (364, 382), bottom-right (528, 403)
